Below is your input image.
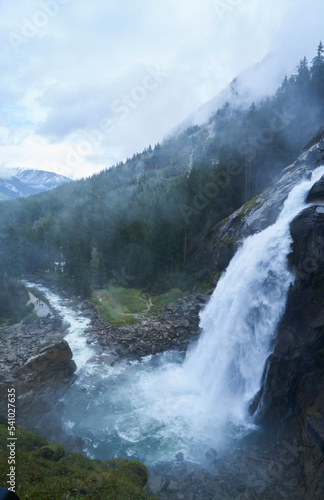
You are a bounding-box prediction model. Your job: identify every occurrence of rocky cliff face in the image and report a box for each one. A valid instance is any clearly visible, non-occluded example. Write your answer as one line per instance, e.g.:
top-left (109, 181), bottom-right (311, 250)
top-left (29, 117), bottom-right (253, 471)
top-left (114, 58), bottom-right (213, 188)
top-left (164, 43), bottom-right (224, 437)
top-left (250, 175), bottom-right (324, 439)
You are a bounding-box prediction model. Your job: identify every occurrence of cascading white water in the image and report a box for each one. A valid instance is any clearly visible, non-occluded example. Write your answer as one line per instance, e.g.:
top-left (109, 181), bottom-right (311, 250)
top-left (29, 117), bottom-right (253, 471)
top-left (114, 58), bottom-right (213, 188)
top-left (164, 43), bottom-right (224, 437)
top-left (182, 179), bottom-right (311, 427)
top-left (180, 166), bottom-right (324, 432)
top-left (25, 167), bottom-right (324, 465)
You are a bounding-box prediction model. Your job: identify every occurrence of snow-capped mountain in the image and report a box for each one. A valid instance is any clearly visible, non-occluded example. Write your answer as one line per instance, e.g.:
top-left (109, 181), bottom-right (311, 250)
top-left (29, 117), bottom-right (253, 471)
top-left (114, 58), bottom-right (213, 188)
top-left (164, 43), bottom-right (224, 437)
top-left (0, 168), bottom-right (71, 201)
top-left (14, 168), bottom-right (71, 191)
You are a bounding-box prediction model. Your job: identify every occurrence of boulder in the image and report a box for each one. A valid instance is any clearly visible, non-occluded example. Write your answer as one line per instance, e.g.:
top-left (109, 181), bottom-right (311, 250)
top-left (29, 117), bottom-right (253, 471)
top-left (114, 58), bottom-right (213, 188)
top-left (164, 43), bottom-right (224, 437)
top-left (306, 174), bottom-right (324, 203)
top-left (18, 340), bottom-right (76, 388)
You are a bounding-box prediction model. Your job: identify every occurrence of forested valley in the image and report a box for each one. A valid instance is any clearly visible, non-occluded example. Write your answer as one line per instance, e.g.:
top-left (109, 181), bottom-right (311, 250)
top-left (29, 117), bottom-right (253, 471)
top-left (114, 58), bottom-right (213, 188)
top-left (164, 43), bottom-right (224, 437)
top-left (1, 43), bottom-right (324, 322)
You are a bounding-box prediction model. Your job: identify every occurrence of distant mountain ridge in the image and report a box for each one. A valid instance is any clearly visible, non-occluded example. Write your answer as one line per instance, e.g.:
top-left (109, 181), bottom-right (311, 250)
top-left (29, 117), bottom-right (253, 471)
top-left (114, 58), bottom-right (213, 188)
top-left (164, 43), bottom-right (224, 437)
top-left (0, 168), bottom-right (71, 200)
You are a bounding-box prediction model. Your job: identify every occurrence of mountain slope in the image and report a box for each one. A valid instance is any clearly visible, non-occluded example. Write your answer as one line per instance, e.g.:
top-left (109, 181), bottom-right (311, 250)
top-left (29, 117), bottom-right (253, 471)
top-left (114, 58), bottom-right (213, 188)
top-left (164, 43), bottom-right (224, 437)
top-left (173, 52), bottom-right (286, 133)
top-left (0, 44), bottom-right (323, 296)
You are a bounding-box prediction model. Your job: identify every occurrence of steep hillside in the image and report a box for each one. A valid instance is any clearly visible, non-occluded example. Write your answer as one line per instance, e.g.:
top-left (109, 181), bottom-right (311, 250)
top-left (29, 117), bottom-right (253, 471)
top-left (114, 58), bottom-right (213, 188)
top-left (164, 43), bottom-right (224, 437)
top-left (0, 44), bottom-right (323, 301)
top-left (173, 52), bottom-right (285, 132)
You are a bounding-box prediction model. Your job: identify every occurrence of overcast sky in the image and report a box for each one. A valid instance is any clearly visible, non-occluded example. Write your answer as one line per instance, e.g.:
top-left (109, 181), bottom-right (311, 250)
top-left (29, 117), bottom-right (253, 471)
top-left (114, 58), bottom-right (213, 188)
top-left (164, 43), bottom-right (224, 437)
top-left (0, 0), bottom-right (323, 179)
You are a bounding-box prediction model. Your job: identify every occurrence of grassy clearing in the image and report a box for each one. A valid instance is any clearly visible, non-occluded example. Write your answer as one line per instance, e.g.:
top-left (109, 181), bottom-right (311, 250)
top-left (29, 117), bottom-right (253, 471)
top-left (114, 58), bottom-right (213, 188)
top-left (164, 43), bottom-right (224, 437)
top-left (92, 286), bottom-right (187, 325)
top-left (0, 425), bottom-right (155, 500)
top-left (92, 287), bottom-right (149, 326)
top-left (148, 288), bottom-right (184, 316)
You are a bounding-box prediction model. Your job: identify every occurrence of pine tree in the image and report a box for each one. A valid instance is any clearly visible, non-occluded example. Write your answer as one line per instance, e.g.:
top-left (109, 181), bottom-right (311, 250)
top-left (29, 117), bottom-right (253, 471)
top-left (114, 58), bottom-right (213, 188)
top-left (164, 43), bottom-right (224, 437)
top-left (248, 102), bottom-right (257, 116)
top-left (295, 57), bottom-right (311, 86)
top-left (311, 41), bottom-right (324, 71)
top-left (311, 41), bottom-right (324, 100)
top-left (280, 76), bottom-right (290, 93)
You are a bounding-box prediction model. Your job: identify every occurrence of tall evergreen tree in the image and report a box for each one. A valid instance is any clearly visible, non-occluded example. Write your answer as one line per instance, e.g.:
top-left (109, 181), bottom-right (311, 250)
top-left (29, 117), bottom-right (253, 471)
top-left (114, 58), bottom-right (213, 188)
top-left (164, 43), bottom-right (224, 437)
top-left (311, 41), bottom-right (324, 100)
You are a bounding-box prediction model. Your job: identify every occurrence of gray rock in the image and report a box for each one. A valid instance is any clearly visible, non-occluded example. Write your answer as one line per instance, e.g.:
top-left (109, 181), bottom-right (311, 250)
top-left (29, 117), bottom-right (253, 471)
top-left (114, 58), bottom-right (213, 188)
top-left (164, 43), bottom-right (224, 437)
top-left (180, 319), bottom-right (190, 328)
top-left (251, 195), bottom-right (324, 441)
top-left (306, 174), bottom-right (324, 202)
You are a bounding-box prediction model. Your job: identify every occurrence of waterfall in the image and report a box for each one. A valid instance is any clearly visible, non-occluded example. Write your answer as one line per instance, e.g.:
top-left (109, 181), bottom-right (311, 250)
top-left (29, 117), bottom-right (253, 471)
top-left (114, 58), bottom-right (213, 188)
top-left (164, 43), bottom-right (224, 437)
top-left (25, 167), bottom-right (324, 464)
top-left (182, 166), bottom-right (324, 430)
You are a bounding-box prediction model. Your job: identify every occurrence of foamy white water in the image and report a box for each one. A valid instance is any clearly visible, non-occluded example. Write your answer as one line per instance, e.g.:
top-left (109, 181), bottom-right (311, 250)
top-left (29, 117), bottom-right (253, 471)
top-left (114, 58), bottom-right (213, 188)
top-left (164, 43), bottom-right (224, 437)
top-left (21, 281), bottom-right (95, 370)
top-left (24, 167), bottom-right (324, 464)
top-left (182, 168), bottom-right (324, 429)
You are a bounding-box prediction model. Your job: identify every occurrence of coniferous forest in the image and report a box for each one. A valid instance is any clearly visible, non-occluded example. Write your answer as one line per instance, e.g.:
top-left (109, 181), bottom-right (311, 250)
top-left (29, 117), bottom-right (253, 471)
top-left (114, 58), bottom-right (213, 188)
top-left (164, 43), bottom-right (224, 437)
top-left (0, 43), bottom-right (324, 313)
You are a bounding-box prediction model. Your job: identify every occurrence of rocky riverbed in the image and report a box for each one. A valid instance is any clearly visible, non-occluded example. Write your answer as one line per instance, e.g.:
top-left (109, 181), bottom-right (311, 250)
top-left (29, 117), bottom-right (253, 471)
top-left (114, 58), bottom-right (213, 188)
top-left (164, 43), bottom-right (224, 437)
top-left (0, 278), bottom-right (211, 449)
top-left (81, 293), bottom-right (211, 359)
top-left (2, 280), bottom-right (321, 500)
top-left (19, 275), bottom-right (212, 361)
top-left (0, 314), bottom-right (68, 380)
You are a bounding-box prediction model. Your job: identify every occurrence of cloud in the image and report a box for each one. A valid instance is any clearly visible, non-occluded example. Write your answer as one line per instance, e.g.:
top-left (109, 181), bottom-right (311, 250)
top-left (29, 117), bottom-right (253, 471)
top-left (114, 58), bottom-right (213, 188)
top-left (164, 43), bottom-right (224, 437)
top-left (0, 0), bottom-right (323, 178)
top-left (0, 163), bottom-right (14, 180)
top-left (272, 0), bottom-right (324, 68)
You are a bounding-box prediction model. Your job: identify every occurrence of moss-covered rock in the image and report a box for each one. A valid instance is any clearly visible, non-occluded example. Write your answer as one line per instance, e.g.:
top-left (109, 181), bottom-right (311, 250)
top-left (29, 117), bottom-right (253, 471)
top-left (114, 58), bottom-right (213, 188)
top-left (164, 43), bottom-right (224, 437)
top-left (112, 461), bottom-right (149, 489)
top-left (0, 425), bottom-right (156, 500)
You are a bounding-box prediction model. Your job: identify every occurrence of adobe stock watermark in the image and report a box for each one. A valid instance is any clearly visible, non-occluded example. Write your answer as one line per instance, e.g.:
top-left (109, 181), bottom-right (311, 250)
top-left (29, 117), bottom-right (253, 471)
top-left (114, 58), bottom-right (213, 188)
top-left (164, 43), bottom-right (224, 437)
top-left (7, 388), bottom-right (17, 494)
top-left (52, 65), bottom-right (168, 175)
top-left (237, 107), bottom-right (296, 163)
top-left (212, 0), bottom-right (244, 22)
top-left (8, 0), bottom-right (71, 52)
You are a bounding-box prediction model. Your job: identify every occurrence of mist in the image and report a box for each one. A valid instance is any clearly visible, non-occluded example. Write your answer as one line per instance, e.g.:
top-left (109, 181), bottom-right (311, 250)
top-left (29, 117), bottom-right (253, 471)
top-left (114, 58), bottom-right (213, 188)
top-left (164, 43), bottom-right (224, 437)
top-left (0, 164), bottom-right (15, 180)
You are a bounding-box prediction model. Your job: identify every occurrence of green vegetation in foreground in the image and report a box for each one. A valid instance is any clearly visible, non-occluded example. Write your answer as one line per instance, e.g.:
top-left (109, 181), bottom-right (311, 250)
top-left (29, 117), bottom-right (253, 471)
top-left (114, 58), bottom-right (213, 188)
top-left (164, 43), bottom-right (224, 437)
top-left (92, 285), bottom-right (188, 325)
top-left (0, 425), bottom-right (155, 500)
